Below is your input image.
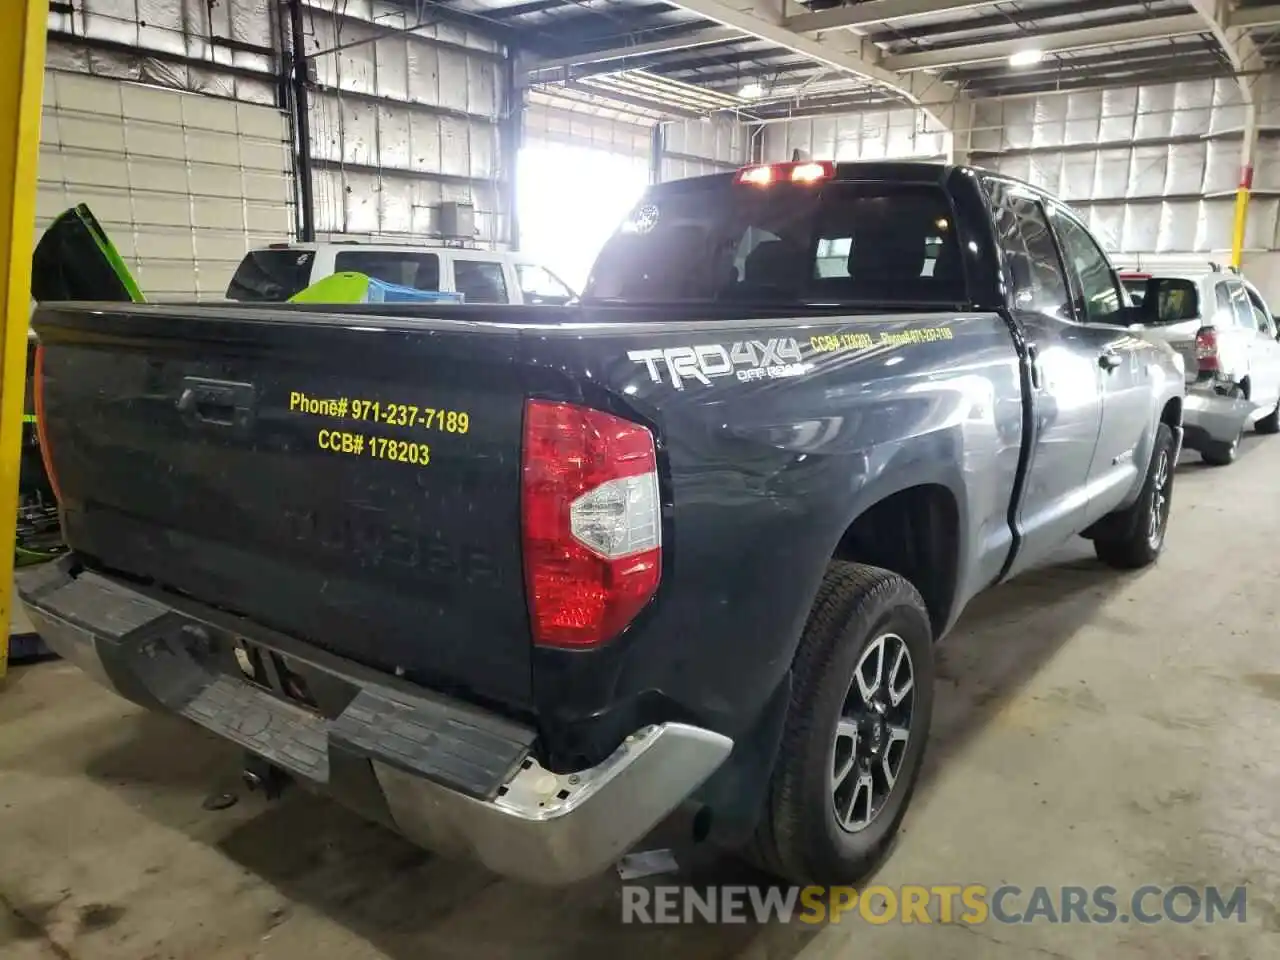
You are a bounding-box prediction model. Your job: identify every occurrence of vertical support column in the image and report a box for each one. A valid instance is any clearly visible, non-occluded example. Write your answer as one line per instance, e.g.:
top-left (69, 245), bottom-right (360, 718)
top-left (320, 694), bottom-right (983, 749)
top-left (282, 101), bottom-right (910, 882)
top-left (0, 0), bottom-right (49, 678)
top-left (649, 122), bottom-right (665, 185)
top-left (1232, 103), bottom-right (1258, 270)
top-left (501, 55), bottom-right (527, 250)
top-left (943, 98), bottom-right (974, 166)
top-left (289, 0), bottom-right (316, 243)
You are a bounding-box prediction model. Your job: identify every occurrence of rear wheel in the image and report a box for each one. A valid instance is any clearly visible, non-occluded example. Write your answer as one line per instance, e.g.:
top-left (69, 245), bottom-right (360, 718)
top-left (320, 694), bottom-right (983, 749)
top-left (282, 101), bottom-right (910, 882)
top-left (1201, 429), bottom-right (1241, 466)
top-left (1094, 423), bottom-right (1175, 569)
top-left (748, 563), bottom-right (933, 884)
top-left (1256, 401), bottom-right (1280, 435)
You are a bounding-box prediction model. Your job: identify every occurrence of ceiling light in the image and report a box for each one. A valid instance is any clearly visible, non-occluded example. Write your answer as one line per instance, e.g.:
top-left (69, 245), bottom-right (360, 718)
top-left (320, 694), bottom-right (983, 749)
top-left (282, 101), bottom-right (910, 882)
top-left (739, 81), bottom-right (765, 100)
top-left (1009, 49), bottom-right (1044, 67)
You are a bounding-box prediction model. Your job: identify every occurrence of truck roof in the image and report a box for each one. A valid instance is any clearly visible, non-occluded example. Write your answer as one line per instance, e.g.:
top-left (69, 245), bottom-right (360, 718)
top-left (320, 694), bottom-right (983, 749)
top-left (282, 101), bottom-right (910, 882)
top-left (650, 160), bottom-right (1063, 204)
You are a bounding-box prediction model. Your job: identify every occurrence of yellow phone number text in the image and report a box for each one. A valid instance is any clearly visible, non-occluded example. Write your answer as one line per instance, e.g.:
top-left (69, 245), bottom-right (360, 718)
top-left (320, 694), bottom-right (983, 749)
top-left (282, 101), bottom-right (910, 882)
top-left (288, 391), bottom-right (470, 434)
top-left (810, 327), bottom-right (954, 353)
top-left (349, 399), bottom-right (469, 433)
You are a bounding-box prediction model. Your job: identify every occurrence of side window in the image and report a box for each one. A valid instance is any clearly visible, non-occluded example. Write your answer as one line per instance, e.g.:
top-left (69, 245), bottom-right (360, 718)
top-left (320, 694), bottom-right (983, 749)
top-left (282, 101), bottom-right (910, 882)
top-left (333, 251), bottom-right (440, 290)
top-left (984, 179), bottom-right (1071, 320)
top-left (1245, 285), bottom-right (1276, 335)
top-left (516, 264), bottom-right (573, 305)
top-left (1228, 280), bottom-right (1255, 329)
top-left (1048, 209), bottom-right (1124, 324)
top-left (453, 259), bottom-right (510, 304)
top-left (1213, 282), bottom-right (1235, 326)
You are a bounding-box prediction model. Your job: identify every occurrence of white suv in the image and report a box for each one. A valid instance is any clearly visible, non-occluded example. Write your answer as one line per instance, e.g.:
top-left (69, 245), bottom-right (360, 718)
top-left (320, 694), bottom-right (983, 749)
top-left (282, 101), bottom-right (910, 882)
top-left (225, 243), bottom-right (576, 306)
top-left (1130, 269), bottom-right (1280, 464)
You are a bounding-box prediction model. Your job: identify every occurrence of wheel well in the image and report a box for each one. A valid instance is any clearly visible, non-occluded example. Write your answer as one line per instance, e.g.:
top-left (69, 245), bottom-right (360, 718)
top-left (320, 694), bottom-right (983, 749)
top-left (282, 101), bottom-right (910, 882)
top-left (1160, 396), bottom-right (1182, 428)
top-left (831, 484), bottom-right (959, 636)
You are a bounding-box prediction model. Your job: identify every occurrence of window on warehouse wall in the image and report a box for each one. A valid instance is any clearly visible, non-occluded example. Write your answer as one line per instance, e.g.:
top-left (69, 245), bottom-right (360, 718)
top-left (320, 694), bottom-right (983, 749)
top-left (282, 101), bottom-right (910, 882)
top-left (517, 142), bottom-right (649, 293)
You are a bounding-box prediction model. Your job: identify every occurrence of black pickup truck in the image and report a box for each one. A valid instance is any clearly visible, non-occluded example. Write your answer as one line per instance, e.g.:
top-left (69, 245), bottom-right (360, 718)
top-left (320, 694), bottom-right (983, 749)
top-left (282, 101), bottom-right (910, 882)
top-left (21, 161), bottom-right (1185, 886)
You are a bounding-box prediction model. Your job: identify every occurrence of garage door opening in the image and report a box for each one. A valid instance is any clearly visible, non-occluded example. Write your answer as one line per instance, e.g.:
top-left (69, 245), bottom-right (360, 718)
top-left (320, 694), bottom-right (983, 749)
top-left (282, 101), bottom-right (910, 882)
top-left (517, 142), bottom-right (648, 293)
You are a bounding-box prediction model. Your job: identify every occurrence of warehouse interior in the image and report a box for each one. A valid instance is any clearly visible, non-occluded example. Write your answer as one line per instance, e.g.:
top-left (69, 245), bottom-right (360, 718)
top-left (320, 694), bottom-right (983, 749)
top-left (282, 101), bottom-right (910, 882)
top-left (4, 1), bottom-right (1280, 958)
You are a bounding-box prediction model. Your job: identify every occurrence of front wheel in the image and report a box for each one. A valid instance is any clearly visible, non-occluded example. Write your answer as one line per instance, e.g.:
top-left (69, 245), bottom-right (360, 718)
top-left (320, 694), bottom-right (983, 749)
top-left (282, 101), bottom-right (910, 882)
top-left (748, 563), bottom-right (934, 884)
top-left (1094, 423), bottom-right (1176, 569)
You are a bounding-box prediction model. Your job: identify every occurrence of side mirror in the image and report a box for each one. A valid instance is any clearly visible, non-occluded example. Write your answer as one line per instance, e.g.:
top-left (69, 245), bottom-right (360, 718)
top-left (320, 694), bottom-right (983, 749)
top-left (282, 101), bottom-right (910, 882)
top-left (1121, 304), bottom-right (1144, 327)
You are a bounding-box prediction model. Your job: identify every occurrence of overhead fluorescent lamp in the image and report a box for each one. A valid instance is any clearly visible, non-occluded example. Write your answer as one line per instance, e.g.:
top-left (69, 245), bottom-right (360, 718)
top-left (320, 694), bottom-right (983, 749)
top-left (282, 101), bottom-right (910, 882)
top-left (739, 81), bottom-right (765, 99)
top-left (1009, 49), bottom-right (1045, 67)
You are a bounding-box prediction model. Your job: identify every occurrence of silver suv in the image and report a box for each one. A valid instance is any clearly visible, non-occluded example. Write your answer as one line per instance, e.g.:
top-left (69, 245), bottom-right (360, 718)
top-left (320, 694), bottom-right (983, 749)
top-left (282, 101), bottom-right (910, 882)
top-left (1129, 269), bottom-right (1280, 464)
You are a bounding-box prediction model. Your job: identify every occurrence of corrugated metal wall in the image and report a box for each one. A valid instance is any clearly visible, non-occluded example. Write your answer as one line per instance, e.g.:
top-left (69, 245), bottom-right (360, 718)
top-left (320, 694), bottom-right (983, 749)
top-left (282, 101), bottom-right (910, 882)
top-left (524, 96), bottom-right (651, 159)
top-left (660, 118), bottom-right (749, 180)
top-left (45, 0), bottom-right (280, 105)
top-left (37, 71), bottom-right (293, 298)
top-left (40, 0), bottom-right (292, 297)
top-left (972, 78), bottom-right (1280, 257)
top-left (300, 0), bottom-right (510, 246)
top-left (761, 108), bottom-right (947, 164)
top-left (760, 77), bottom-right (1280, 258)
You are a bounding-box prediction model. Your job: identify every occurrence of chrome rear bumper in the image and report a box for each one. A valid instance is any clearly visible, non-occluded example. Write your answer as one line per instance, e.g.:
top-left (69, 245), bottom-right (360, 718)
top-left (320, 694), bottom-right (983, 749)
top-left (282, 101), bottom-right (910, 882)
top-left (18, 560), bottom-right (732, 885)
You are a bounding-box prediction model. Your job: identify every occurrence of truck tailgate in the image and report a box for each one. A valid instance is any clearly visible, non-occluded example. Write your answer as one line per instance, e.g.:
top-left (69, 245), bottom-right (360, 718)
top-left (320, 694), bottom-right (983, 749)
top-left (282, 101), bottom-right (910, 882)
top-left (34, 304), bottom-right (534, 710)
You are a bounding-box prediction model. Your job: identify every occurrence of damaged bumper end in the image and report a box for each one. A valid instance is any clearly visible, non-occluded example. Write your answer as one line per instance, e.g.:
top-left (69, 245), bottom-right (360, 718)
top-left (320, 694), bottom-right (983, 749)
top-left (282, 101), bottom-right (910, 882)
top-left (17, 559), bottom-right (733, 886)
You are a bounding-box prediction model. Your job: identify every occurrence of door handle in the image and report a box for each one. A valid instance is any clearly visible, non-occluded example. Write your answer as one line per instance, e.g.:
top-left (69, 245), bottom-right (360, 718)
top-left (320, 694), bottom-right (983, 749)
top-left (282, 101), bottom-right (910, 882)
top-left (177, 377), bottom-right (256, 430)
top-left (1027, 343), bottom-right (1042, 389)
top-left (1098, 351), bottom-right (1122, 372)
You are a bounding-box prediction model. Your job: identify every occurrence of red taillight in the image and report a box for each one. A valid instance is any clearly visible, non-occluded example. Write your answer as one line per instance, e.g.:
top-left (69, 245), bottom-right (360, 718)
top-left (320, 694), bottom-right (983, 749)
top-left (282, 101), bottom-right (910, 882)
top-left (1195, 327), bottom-right (1219, 372)
top-left (790, 160), bottom-right (834, 183)
top-left (521, 400), bottom-right (661, 649)
top-left (32, 344), bottom-right (63, 504)
top-left (734, 161), bottom-right (833, 186)
top-left (736, 164), bottom-right (775, 187)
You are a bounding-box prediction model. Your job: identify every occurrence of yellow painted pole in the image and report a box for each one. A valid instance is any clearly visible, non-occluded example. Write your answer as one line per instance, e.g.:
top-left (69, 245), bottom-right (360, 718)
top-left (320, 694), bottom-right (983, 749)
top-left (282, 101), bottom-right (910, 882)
top-left (1231, 165), bottom-right (1253, 270)
top-left (1232, 105), bottom-right (1258, 271)
top-left (0, 1), bottom-right (49, 679)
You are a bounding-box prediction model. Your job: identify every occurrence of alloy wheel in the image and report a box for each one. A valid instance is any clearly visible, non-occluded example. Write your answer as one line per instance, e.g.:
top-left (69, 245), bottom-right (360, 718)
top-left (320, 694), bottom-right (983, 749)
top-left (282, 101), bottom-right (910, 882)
top-left (1147, 448), bottom-right (1172, 549)
top-left (831, 632), bottom-right (914, 833)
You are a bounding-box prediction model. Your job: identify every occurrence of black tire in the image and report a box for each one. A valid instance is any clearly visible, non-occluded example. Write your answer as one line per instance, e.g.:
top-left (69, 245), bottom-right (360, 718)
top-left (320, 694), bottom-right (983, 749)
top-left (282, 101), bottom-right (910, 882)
top-left (1256, 402), bottom-right (1280, 435)
top-left (1200, 431), bottom-right (1240, 466)
top-left (1094, 422), bottom-right (1176, 569)
top-left (748, 563), bottom-right (934, 884)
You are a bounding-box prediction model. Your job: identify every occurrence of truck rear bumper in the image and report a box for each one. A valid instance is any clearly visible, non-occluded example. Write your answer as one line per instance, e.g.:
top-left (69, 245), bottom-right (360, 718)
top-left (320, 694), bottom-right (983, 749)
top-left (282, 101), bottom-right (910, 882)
top-left (17, 559), bottom-right (732, 885)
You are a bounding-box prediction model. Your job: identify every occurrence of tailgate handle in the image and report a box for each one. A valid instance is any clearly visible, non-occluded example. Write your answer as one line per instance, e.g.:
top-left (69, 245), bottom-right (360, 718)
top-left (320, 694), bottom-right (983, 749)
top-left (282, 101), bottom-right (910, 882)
top-left (177, 378), bottom-right (256, 429)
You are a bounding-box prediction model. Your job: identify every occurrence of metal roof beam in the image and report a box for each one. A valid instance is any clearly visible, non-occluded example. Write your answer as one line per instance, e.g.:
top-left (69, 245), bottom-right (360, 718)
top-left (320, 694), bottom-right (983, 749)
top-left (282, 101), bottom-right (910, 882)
top-left (948, 45), bottom-right (1222, 82)
top-left (528, 26), bottom-right (748, 71)
top-left (484, 0), bottom-right (575, 19)
top-left (883, 14), bottom-right (1208, 71)
top-left (863, 0), bottom-right (1126, 43)
top-left (660, 0), bottom-right (968, 133)
top-left (784, 0), bottom-right (990, 34)
top-left (1227, 4), bottom-right (1280, 29)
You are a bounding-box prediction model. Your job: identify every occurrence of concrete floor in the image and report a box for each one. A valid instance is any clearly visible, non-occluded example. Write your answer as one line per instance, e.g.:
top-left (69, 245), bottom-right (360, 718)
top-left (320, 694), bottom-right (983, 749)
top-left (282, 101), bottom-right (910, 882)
top-left (2, 439), bottom-right (1280, 960)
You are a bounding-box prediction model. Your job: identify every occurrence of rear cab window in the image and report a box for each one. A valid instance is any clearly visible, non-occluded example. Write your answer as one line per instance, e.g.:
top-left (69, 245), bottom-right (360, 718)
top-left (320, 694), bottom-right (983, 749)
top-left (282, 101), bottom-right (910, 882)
top-left (584, 177), bottom-right (967, 306)
top-left (1046, 209), bottom-right (1124, 325)
top-left (226, 249), bottom-right (315, 302)
top-left (334, 251), bottom-right (440, 291)
top-left (984, 179), bottom-right (1071, 322)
